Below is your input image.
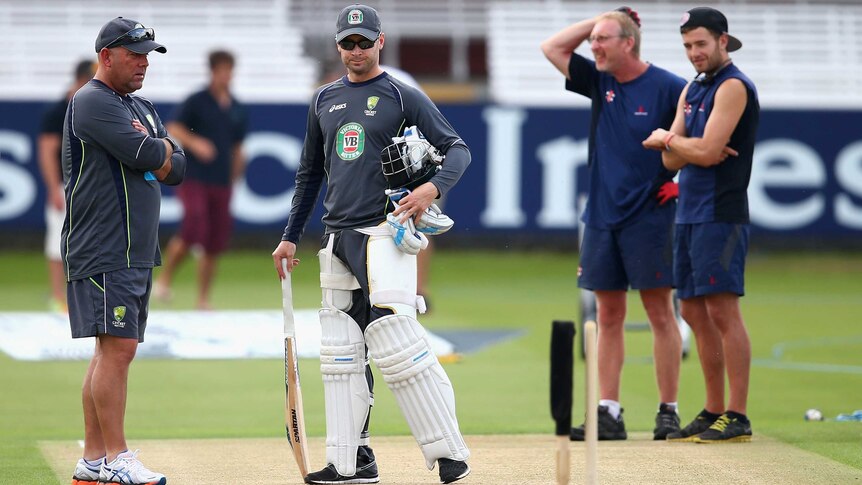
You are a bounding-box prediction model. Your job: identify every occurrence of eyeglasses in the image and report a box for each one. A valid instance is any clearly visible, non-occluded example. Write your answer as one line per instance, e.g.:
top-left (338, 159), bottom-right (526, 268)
top-left (338, 37), bottom-right (378, 50)
top-left (588, 34), bottom-right (626, 44)
top-left (105, 27), bottom-right (155, 49)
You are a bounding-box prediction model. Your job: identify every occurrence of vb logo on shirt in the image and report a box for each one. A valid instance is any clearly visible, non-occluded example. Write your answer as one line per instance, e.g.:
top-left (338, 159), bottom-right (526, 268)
top-left (336, 122), bottom-right (365, 160)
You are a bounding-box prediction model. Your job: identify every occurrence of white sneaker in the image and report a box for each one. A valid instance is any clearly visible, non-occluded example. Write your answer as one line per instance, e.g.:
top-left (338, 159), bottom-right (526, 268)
top-left (100, 450), bottom-right (166, 485)
top-left (72, 457), bottom-right (102, 485)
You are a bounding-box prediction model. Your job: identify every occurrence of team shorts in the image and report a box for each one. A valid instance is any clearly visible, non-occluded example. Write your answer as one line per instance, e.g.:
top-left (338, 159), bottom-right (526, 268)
top-left (674, 222), bottom-right (749, 299)
top-left (44, 201), bottom-right (64, 260)
top-left (578, 203), bottom-right (674, 291)
top-left (67, 268), bottom-right (152, 342)
top-left (176, 179), bottom-right (233, 254)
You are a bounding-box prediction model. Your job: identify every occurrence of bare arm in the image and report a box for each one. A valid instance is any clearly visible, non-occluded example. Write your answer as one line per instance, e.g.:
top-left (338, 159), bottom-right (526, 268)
top-left (166, 121), bottom-right (216, 163)
top-left (37, 133), bottom-right (64, 210)
top-left (643, 80), bottom-right (746, 168)
top-left (231, 143), bottom-right (245, 184)
top-left (540, 16), bottom-right (599, 78)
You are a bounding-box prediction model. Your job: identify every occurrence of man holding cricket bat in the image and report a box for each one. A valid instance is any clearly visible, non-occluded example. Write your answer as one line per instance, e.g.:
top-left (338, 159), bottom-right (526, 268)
top-left (272, 4), bottom-right (471, 483)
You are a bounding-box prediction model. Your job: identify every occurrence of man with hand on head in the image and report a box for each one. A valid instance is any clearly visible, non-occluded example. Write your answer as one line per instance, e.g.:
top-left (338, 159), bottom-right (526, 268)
top-left (542, 6), bottom-right (686, 441)
top-left (64, 17), bottom-right (185, 485)
top-left (643, 7), bottom-right (759, 443)
top-left (272, 4), bottom-right (470, 484)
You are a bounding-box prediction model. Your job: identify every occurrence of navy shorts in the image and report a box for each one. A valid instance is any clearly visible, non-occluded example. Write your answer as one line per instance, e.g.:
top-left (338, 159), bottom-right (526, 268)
top-left (674, 222), bottom-right (748, 299)
top-left (67, 268), bottom-right (153, 342)
top-left (578, 203), bottom-right (674, 291)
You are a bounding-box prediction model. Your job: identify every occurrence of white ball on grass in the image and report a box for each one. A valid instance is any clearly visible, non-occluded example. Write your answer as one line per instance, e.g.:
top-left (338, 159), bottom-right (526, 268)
top-left (804, 408), bottom-right (823, 421)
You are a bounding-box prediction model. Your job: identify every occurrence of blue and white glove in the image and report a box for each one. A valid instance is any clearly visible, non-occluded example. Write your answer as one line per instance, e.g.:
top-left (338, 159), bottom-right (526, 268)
top-left (386, 188), bottom-right (454, 235)
top-left (386, 212), bottom-right (428, 255)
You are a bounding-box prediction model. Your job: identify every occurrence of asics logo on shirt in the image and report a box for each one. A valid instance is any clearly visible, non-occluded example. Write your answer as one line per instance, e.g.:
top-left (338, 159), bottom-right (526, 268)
top-left (329, 103), bottom-right (347, 112)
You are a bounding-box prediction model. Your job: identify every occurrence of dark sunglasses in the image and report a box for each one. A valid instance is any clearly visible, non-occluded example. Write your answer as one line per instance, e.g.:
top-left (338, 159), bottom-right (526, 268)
top-left (105, 27), bottom-right (155, 49)
top-left (338, 37), bottom-right (377, 50)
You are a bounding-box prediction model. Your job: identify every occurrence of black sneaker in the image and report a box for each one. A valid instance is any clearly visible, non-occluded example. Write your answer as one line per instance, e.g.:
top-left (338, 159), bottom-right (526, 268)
top-left (653, 403), bottom-right (681, 440)
top-left (666, 410), bottom-right (719, 442)
top-left (438, 458), bottom-right (470, 484)
top-left (305, 446), bottom-right (379, 484)
top-left (570, 405), bottom-right (627, 441)
top-left (694, 413), bottom-right (752, 443)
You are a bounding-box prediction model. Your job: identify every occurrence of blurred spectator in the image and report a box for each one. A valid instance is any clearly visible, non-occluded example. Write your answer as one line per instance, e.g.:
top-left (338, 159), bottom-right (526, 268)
top-left (37, 59), bottom-right (95, 312)
top-left (155, 50), bottom-right (248, 310)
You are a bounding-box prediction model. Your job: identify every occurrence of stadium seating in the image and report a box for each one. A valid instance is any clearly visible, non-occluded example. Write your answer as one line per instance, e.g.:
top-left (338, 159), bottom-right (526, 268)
top-left (0, 0), bottom-right (317, 102)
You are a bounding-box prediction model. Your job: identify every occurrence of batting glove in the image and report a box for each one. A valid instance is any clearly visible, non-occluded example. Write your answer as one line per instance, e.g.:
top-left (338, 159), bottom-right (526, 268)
top-left (616, 6), bottom-right (641, 28)
top-left (386, 188), bottom-right (455, 235)
top-left (386, 212), bottom-right (429, 255)
top-left (656, 181), bottom-right (679, 205)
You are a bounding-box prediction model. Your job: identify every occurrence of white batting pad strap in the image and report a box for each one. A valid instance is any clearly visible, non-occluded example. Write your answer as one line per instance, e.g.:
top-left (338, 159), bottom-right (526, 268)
top-left (319, 308), bottom-right (370, 476)
top-left (318, 238), bottom-right (357, 311)
top-left (320, 272), bottom-right (360, 291)
top-left (365, 314), bottom-right (470, 469)
top-left (369, 290), bottom-right (427, 314)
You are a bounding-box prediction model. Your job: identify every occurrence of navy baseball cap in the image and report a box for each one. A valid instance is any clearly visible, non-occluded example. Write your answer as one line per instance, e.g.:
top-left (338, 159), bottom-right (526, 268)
top-left (335, 4), bottom-right (381, 42)
top-left (680, 7), bottom-right (742, 52)
top-left (95, 17), bottom-right (166, 54)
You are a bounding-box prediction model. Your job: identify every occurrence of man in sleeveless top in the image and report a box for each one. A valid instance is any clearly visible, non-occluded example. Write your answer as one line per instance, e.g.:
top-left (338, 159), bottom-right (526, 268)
top-left (643, 6), bottom-right (760, 443)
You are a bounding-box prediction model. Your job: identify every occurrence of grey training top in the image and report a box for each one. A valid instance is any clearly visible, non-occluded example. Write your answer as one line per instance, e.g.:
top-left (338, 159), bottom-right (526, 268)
top-left (283, 72), bottom-right (471, 243)
top-left (61, 79), bottom-right (177, 281)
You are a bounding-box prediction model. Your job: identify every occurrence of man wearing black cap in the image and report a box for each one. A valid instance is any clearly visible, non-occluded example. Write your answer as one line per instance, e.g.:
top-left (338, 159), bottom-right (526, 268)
top-left (643, 7), bottom-right (759, 443)
top-left (65, 16), bottom-right (185, 485)
top-left (272, 4), bottom-right (471, 484)
top-left (541, 7), bottom-right (686, 442)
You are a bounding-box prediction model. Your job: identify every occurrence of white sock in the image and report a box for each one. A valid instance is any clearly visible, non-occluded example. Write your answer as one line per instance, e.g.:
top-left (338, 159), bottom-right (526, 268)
top-left (599, 399), bottom-right (621, 419)
top-left (662, 402), bottom-right (679, 413)
top-left (83, 456), bottom-right (104, 468)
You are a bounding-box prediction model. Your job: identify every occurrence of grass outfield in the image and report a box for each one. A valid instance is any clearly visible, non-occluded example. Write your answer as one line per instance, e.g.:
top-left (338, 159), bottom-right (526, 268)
top-left (1, 248), bottom-right (861, 483)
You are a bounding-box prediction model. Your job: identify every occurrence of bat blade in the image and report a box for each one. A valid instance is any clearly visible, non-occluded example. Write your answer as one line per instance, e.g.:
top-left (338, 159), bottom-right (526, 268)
top-left (285, 335), bottom-right (310, 478)
top-left (550, 320), bottom-right (575, 435)
top-left (281, 263), bottom-right (310, 479)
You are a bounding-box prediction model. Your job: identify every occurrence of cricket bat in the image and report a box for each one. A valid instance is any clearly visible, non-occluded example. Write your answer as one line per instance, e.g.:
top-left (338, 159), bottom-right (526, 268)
top-left (550, 320), bottom-right (575, 485)
top-left (281, 260), bottom-right (310, 479)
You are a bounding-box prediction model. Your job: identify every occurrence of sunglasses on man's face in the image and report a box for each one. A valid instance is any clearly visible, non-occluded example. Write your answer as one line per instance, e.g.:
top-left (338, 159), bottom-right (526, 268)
top-left (105, 27), bottom-right (155, 49)
top-left (338, 37), bottom-right (377, 50)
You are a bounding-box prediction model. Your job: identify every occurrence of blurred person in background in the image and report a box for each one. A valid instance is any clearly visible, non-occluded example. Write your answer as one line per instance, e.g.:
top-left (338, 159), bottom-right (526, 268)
top-left (542, 6), bottom-right (686, 441)
top-left (155, 50), bottom-right (248, 310)
top-left (38, 59), bottom-right (95, 312)
top-left (64, 17), bottom-right (184, 485)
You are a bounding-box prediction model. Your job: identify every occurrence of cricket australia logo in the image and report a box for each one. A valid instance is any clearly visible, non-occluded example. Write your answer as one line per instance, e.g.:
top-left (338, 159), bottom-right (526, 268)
top-left (365, 96), bottom-right (379, 117)
top-left (336, 122), bottom-right (365, 160)
top-left (112, 306), bottom-right (127, 328)
top-left (348, 9), bottom-right (363, 24)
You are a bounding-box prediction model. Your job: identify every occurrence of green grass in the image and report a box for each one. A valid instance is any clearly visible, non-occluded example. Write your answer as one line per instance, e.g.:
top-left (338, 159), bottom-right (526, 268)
top-left (1, 248), bottom-right (861, 482)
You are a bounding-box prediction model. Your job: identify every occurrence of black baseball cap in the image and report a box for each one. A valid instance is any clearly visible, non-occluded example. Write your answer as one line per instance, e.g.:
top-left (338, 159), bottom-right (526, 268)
top-left (335, 4), bottom-right (381, 42)
top-left (95, 17), bottom-right (166, 54)
top-left (680, 7), bottom-right (742, 52)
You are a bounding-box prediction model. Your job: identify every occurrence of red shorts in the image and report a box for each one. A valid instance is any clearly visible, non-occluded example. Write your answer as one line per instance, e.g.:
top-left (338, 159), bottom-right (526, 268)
top-left (176, 179), bottom-right (233, 254)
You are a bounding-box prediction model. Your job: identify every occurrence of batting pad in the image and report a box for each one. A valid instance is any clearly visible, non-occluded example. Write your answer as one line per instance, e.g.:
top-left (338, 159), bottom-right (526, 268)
top-left (365, 314), bottom-right (470, 469)
top-left (365, 229), bottom-right (425, 316)
top-left (319, 308), bottom-right (370, 476)
top-left (319, 236), bottom-right (360, 312)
